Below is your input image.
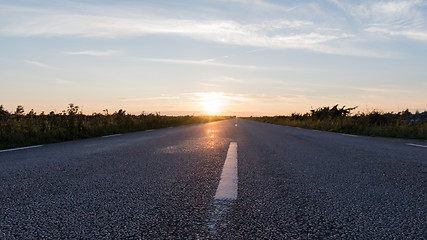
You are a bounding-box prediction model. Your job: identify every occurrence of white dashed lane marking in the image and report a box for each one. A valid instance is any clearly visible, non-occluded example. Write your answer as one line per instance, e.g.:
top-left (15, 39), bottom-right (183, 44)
top-left (0, 145), bottom-right (43, 153)
top-left (208, 142), bottom-right (238, 234)
top-left (342, 133), bottom-right (358, 137)
top-left (101, 134), bottom-right (122, 138)
top-left (215, 142), bottom-right (238, 200)
top-left (406, 143), bottom-right (427, 148)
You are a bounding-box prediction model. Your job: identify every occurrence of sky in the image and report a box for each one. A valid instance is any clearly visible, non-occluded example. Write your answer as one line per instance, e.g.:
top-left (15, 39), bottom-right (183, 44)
top-left (1, 0), bottom-right (426, 116)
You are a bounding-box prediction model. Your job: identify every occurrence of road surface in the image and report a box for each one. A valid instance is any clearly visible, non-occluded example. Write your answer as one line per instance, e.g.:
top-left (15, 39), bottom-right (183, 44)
top-left (1, 119), bottom-right (426, 239)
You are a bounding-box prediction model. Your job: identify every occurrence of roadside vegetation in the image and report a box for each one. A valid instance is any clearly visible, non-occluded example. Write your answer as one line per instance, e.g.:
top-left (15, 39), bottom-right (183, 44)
top-left (0, 104), bottom-right (233, 150)
top-left (244, 105), bottom-right (427, 140)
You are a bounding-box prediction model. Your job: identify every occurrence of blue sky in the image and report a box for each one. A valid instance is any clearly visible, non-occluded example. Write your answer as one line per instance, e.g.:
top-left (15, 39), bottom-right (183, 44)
top-left (1, 0), bottom-right (426, 116)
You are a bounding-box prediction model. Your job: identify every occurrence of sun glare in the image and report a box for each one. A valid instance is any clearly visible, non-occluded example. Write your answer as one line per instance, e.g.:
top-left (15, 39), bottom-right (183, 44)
top-left (198, 92), bottom-right (225, 115)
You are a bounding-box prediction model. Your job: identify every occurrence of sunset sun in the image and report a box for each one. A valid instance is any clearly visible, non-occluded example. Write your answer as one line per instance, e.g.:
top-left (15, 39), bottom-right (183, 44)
top-left (198, 92), bottom-right (225, 115)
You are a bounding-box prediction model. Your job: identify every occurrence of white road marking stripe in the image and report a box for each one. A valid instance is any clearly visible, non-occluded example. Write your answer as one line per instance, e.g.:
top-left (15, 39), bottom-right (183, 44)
top-left (101, 134), bottom-right (122, 138)
top-left (406, 143), bottom-right (427, 148)
top-left (0, 145), bottom-right (43, 153)
top-left (208, 142), bottom-right (238, 234)
top-left (215, 142), bottom-right (238, 200)
top-left (342, 133), bottom-right (358, 137)
top-left (146, 129), bottom-right (154, 132)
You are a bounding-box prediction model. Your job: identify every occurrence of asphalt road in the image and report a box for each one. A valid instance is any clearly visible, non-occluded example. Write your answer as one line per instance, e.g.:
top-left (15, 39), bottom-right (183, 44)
top-left (1, 119), bottom-right (426, 239)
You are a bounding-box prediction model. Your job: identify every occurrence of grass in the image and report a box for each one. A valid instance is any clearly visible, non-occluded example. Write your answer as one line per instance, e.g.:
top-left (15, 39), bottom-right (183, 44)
top-left (0, 104), bottom-right (233, 150)
top-left (243, 105), bottom-right (427, 140)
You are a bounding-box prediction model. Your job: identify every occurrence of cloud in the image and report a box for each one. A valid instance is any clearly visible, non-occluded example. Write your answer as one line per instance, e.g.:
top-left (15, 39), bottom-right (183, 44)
top-left (210, 76), bottom-right (245, 83)
top-left (200, 82), bottom-right (220, 87)
top-left (330, 0), bottom-right (423, 17)
top-left (0, 3), bottom-right (364, 56)
top-left (22, 60), bottom-right (55, 69)
top-left (241, 94), bottom-right (308, 103)
top-left (372, 0), bottom-right (422, 15)
top-left (138, 57), bottom-right (264, 69)
top-left (365, 27), bottom-right (427, 41)
top-left (353, 86), bottom-right (410, 93)
top-left (330, 0), bottom-right (427, 43)
top-left (64, 50), bottom-right (121, 56)
top-left (2, 1), bottom-right (426, 57)
top-left (119, 95), bottom-right (180, 102)
top-left (188, 92), bottom-right (309, 106)
top-left (1, 11), bottom-right (345, 52)
top-left (138, 57), bottom-right (309, 71)
top-left (214, 0), bottom-right (295, 12)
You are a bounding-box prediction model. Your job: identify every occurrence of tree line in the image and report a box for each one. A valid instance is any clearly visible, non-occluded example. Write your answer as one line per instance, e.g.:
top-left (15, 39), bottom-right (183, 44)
top-left (245, 105), bottom-right (427, 139)
top-left (0, 104), bottom-right (232, 150)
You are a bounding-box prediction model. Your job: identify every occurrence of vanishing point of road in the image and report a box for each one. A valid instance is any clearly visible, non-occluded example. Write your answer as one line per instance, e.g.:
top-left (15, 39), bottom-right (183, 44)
top-left (1, 119), bottom-right (426, 239)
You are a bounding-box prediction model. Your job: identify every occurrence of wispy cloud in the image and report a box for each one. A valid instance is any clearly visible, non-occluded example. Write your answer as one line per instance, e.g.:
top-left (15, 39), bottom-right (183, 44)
top-left (64, 50), bottom-right (121, 56)
top-left (187, 92), bottom-right (309, 108)
top-left (199, 76), bottom-right (248, 88)
top-left (353, 86), bottom-right (410, 93)
top-left (214, 0), bottom-right (295, 12)
top-left (119, 95), bottom-right (180, 102)
top-left (2, 1), bottom-right (426, 58)
top-left (370, 0), bottom-right (423, 17)
top-left (200, 82), bottom-right (220, 87)
top-left (0, 12), bottom-right (345, 52)
top-left (0, 3), bottom-right (372, 57)
top-left (242, 94), bottom-right (308, 103)
top-left (330, 0), bottom-right (427, 43)
top-left (138, 57), bottom-right (264, 70)
top-left (365, 27), bottom-right (427, 41)
top-left (210, 76), bottom-right (245, 83)
top-left (22, 60), bottom-right (55, 69)
top-left (330, 0), bottom-right (423, 18)
top-left (138, 57), bottom-right (308, 71)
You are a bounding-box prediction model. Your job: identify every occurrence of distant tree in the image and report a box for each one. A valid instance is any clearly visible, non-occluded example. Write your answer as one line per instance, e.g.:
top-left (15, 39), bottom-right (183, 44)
top-left (15, 105), bottom-right (24, 115)
top-left (0, 105), bottom-right (9, 118)
top-left (310, 104), bottom-right (357, 120)
top-left (67, 104), bottom-right (79, 115)
top-left (115, 109), bottom-right (126, 115)
top-left (27, 109), bottom-right (36, 116)
top-left (401, 109), bottom-right (411, 117)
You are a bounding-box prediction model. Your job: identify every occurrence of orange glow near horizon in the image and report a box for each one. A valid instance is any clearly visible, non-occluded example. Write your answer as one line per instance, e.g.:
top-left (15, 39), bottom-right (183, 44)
top-left (198, 92), bottom-right (225, 115)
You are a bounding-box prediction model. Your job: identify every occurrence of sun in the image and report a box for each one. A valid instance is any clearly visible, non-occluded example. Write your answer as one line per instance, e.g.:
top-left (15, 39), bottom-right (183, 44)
top-left (198, 92), bottom-right (224, 115)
